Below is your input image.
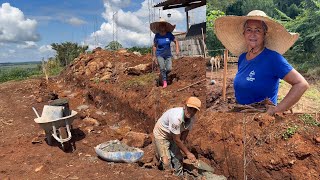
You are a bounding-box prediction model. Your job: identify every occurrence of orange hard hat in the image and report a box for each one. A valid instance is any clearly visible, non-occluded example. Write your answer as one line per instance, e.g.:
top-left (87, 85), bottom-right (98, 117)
top-left (186, 97), bottom-right (201, 111)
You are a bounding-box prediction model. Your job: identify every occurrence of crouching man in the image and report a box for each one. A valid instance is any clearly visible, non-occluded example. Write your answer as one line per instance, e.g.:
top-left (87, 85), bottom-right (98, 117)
top-left (153, 96), bottom-right (201, 176)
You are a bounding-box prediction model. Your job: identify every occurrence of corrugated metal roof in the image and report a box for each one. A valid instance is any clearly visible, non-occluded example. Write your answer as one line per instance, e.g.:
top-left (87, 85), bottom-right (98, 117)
top-left (186, 22), bottom-right (206, 38)
top-left (154, 0), bottom-right (205, 11)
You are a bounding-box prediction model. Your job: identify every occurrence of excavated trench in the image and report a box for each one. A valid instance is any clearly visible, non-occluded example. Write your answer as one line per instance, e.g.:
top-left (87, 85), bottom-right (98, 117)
top-left (190, 112), bottom-right (320, 179)
top-left (57, 76), bottom-right (320, 179)
top-left (85, 86), bottom-right (155, 133)
top-left (54, 50), bottom-right (320, 179)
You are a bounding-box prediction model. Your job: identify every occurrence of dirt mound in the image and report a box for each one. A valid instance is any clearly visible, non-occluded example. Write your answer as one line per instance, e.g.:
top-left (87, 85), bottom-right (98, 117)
top-left (190, 112), bottom-right (320, 179)
top-left (57, 48), bottom-right (206, 133)
top-left (173, 57), bottom-right (204, 81)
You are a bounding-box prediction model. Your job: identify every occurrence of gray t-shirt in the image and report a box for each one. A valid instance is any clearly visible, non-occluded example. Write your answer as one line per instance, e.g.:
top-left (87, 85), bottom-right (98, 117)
top-left (153, 107), bottom-right (195, 139)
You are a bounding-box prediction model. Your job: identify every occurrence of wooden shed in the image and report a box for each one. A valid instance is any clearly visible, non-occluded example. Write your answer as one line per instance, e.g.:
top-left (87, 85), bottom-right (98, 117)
top-left (154, 0), bottom-right (206, 58)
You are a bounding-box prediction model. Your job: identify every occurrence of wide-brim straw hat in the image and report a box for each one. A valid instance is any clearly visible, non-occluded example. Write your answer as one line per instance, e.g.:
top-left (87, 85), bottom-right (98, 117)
top-left (150, 18), bottom-right (176, 34)
top-left (214, 10), bottom-right (299, 56)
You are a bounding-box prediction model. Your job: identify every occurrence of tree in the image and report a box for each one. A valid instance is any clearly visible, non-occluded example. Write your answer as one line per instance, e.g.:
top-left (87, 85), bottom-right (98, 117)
top-left (226, 0), bottom-right (275, 16)
top-left (207, 0), bottom-right (238, 12)
top-left (105, 41), bottom-right (123, 50)
top-left (206, 10), bottom-right (225, 56)
top-left (284, 0), bottom-right (320, 73)
top-left (274, 0), bottom-right (303, 19)
top-left (127, 46), bottom-right (152, 55)
top-left (51, 42), bottom-right (88, 66)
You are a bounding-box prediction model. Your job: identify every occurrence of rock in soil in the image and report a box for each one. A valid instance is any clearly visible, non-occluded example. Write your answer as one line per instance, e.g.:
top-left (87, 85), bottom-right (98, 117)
top-left (122, 131), bottom-right (152, 148)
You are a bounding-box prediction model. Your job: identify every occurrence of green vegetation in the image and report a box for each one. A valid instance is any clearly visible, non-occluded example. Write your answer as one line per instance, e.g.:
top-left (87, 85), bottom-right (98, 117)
top-left (51, 42), bottom-right (88, 66)
top-left (299, 113), bottom-right (320, 126)
top-left (127, 46), bottom-right (152, 55)
top-left (90, 77), bottom-right (100, 84)
top-left (277, 95), bottom-right (284, 103)
top-left (105, 41), bottom-right (123, 51)
top-left (0, 57), bottom-right (65, 84)
top-left (0, 62), bottom-right (42, 83)
top-left (304, 86), bottom-right (320, 102)
top-left (122, 73), bottom-right (156, 88)
top-left (282, 124), bottom-right (299, 140)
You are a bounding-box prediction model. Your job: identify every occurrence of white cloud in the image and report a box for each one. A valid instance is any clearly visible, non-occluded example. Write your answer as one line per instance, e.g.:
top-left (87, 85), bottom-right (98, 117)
top-left (17, 41), bottom-right (37, 49)
top-left (66, 17), bottom-right (86, 26)
top-left (85, 0), bottom-right (188, 48)
top-left (189, 5), bottom-right (206, 24)
top-left (0, 52), bottom-right (9, 58)
top-left (39, 45), bottom-right (54, 53)
top-left (0, 3), bottom-right (40, 43)
top-left (9, 49), bottom-right (15, 53)
top-left (30, 15), bottom-right (53, 22)
top-left (103, 0), bottom-right (131, 10)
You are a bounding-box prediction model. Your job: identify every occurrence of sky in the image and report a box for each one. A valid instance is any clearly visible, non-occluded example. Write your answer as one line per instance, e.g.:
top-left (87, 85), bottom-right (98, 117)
top-left (0, 0), bottom-right (205, 63)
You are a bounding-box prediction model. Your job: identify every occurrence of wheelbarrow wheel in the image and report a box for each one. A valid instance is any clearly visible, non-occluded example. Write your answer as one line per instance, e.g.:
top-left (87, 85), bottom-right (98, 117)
top-left (59, 127), bottom-right (71, 152)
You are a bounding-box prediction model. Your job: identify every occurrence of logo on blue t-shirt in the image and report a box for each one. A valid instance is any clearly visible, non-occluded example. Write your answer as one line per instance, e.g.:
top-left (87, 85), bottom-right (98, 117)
top-left (246, 70), bottom-right (255, 82)
top-left (154, 32), bottom-right (175, 58)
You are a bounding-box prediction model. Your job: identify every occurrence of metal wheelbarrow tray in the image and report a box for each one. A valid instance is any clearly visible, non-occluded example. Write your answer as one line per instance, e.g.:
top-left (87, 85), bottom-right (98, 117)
top-left (33, 107), bottom-right (77, 151)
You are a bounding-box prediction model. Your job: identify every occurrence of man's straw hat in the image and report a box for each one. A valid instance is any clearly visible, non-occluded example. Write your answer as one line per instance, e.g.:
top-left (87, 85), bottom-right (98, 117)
top-left (150, 18), bottom-right (176, 34)
top-left (186, 97), bottom-right (201, 111)
top-left (214, 10), bottom-right (299, 56)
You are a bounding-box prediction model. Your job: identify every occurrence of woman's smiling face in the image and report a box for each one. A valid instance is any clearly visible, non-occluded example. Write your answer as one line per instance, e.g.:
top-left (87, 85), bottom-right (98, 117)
top-left (243, 20), bottom-right (266, 50)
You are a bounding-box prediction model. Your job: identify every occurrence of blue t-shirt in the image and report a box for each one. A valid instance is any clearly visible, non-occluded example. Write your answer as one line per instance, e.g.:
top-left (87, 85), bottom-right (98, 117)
top-left (234, 48), bottom-right (293, 105)
top-left (154, 32), bottom-right (175, 58)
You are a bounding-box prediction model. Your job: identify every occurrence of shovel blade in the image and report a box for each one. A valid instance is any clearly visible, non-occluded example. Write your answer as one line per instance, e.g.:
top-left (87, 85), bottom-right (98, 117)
top-left (196, 160), bottom-right (214, 172)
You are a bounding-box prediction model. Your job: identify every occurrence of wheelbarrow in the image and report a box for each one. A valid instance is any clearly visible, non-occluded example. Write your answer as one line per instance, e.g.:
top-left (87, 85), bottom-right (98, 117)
top-left (32, 105), bottom-right (77, 151)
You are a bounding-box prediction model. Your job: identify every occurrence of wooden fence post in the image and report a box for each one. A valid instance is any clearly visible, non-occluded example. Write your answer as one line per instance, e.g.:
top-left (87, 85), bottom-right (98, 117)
top-left (222, 49), bottom-right (228, 101)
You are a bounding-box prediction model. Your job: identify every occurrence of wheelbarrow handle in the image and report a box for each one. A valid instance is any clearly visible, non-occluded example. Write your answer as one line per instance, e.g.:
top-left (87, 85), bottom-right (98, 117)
top-left (32, 107), bottom-right (40, 118)
top-left (52, 121), bottom-right (72, 143)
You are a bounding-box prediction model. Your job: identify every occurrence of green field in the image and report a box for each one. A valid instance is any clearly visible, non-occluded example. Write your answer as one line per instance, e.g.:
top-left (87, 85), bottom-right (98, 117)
top-left (0, 61), bottom-right (40, 69)
top-left (0, 61), bottom-right (42, 83)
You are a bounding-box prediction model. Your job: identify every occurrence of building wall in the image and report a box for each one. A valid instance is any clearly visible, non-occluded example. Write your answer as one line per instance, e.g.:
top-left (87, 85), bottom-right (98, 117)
top-left (171, 36), bottom-right (205, 58)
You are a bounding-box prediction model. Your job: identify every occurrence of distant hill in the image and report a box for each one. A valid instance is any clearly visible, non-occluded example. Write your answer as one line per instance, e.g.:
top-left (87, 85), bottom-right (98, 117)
top-left (0, 61), bottom-right (41, 67)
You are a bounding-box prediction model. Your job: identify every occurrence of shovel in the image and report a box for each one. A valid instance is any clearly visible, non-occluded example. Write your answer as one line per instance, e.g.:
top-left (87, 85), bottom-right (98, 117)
top-left (195, 159), bottom-right (215, 172)
top-left (184, 159), bottom-right (215, 172)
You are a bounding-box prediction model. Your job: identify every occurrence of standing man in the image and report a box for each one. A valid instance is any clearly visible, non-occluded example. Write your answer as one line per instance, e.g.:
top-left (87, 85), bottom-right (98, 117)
top-left (153, 96), bottom-right (201, 176)
top-left (150, 18), bottom-right (180, 88)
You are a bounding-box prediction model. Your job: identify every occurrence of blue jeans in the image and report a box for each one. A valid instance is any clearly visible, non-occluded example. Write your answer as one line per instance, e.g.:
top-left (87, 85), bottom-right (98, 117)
top-left (157, 56), bottom-right (172, 81)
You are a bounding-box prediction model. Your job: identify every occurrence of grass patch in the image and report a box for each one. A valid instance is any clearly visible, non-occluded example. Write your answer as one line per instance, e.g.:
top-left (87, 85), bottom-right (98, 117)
top-left (299, 113), bottom-right (320, 127)
top-left (303, 87), bottom-right (320, 102)
top-left (282, 124), bottom-right (299, 140)
top-left (122, 73), bottom-right (156, 88)
top-left (0, 60), bottom-right (65, 83)
top-left (0, 67), bottom-right (42, 83)
top-left (48, 66), bottom-right (64, 76)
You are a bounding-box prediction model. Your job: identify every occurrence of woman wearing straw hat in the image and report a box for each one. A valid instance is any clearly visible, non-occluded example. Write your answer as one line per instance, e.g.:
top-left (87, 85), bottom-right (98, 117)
top-left (150, 18), bottom-right (180, 88)
top-left (214, 10), bottom-right (309, 115)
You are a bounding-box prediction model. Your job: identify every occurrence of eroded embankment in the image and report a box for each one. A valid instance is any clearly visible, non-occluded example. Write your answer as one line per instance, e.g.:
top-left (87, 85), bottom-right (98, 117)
top-left (190, 112), bottom-right (320, 179)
